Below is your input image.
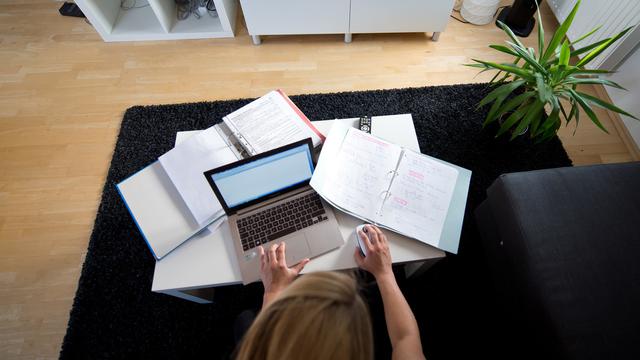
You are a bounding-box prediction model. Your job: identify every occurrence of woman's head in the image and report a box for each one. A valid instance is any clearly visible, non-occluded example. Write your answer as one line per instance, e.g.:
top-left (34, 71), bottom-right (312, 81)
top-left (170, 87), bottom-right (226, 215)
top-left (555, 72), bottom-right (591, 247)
top-left (236, 271), bottom-right (373, 360)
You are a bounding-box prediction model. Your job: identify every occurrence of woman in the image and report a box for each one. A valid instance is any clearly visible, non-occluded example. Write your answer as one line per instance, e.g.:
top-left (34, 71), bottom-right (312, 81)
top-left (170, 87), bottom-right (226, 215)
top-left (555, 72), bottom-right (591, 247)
top-left (235, 224), bottom-right (425, 360)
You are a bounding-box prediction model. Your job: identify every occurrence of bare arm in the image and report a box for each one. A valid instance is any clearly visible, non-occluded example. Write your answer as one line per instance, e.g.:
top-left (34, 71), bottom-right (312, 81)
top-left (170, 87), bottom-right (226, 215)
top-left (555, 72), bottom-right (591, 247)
top-left (376, 272), bottom-right (425, 360)
top-left (355, 225), bottom-right (425, 360)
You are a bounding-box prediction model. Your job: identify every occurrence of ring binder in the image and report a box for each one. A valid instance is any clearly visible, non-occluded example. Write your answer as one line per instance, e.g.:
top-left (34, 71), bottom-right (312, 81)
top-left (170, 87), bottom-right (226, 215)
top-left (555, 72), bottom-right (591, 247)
top-left (376, 190), bottom-right (392, 216)
top-left (214, 123), bottom-right (249, 159)
top-left (234, 132), bottom-right (257, 156)
top-left (310, 122), bottom-right (469, 254)
top-left (377, 152), bottom-right (404, 215)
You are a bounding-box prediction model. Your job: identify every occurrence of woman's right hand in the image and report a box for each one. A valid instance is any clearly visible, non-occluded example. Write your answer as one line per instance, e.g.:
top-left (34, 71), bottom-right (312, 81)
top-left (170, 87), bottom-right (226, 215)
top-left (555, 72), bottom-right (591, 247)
top-left (355, 226), bottom-right (425, 359)
top-left (354, 224), bottom-right (393, 280)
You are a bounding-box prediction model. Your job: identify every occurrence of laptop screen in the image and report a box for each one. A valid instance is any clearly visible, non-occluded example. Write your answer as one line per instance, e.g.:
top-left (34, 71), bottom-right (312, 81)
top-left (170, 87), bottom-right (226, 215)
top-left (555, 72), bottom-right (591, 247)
top-left (207, 140), bottom-right (314, 211)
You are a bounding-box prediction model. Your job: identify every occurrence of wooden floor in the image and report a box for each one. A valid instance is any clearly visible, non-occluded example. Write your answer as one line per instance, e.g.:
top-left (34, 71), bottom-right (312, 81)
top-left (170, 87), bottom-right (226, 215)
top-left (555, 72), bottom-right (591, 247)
top-left (0, 1), bottom-right (636, 359)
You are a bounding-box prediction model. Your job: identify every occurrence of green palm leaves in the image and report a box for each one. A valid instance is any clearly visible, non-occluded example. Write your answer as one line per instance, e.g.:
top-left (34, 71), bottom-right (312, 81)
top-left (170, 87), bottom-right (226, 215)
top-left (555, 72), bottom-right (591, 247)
top-left (466, 0), bottom-right (637, 141)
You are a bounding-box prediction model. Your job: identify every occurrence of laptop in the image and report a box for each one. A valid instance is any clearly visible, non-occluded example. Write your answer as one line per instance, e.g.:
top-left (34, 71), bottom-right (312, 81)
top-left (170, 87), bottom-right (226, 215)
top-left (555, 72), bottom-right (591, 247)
top-left (204, 138), bottom-right (344, 284)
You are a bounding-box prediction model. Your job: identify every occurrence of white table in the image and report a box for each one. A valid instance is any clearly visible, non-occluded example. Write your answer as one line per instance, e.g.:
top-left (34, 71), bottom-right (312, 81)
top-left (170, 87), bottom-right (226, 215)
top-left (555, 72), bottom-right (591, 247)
top-left (152, 114), bottom-right (446, 303)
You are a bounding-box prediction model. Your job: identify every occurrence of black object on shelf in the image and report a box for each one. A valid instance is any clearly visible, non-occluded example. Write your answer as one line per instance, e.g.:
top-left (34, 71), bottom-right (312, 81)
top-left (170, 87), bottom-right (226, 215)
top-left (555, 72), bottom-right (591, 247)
top-left (59, 2), bottom-right (85, 18)
top-left (496, 0), bottom-right (543, 37)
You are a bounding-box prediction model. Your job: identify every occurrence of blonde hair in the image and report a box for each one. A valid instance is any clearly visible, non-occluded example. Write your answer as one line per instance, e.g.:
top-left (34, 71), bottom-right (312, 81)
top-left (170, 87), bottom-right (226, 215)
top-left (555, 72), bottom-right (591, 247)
top-left (236, 271), bottom-right (373, 360)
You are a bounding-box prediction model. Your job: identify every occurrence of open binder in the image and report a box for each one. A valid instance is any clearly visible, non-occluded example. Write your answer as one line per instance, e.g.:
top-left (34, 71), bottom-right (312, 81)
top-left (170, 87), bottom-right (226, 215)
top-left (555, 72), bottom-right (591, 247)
top-left (311, 123), bottom-right (471, 254)
top-left (118, 90), bottom-right (324, 259)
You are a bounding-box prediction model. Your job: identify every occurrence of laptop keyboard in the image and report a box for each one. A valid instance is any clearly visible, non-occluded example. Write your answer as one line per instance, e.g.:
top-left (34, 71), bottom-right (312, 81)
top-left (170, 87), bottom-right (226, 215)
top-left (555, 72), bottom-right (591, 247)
top-left (237, 192), bottom-right (329, 251)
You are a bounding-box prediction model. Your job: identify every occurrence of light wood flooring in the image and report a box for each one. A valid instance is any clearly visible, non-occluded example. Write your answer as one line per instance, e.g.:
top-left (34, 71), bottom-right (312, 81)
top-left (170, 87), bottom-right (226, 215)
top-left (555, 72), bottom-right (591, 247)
top-left (0, 1), bottom-right (637, 359)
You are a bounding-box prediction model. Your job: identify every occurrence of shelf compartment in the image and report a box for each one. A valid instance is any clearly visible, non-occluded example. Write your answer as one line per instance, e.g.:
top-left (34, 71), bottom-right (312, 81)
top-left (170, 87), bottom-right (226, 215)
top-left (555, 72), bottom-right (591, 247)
top-left (76, 0), bottom-right (238, 41)
top-left (149, 0), bottom-right (224, 35)
top-left (77, 0), bottom-right (166, 41)
top-left (110, 5), bottom-right (166, 38)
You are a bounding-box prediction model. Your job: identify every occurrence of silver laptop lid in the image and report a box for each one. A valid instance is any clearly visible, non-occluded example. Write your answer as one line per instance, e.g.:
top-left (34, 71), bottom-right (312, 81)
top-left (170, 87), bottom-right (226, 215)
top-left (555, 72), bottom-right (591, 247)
top-left (204, 138), bottom-right (315, 215)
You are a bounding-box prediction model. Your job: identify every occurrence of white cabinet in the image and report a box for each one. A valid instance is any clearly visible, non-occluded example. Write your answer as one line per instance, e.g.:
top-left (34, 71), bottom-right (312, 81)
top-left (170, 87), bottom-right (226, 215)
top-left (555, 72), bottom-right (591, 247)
top-left (240, 0), bottom-right (350, 36)
top-left (75, 0), bottom-right (239, 42)
top-left (241, 0), bottom-right (455, 44)
top-left (350, 0), bottom-right (453, 34)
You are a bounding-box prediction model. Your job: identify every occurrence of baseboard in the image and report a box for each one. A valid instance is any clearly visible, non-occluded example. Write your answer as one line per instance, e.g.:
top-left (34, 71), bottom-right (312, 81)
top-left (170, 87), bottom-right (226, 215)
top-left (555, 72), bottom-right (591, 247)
top-left (593, 85), bottom-right (640, 161)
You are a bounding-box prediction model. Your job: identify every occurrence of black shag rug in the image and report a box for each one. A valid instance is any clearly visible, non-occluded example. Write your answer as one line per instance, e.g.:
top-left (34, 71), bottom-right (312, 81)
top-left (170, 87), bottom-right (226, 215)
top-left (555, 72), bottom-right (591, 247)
top-left (60, 84), bottom-right (572, 360)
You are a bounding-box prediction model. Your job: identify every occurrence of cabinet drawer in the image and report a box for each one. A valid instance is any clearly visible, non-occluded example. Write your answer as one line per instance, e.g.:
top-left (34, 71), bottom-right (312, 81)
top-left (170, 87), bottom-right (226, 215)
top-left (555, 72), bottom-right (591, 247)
top-left (350, 0), bottom-right (454, 34)
top-left (240, 0), bottom-right (350, 35)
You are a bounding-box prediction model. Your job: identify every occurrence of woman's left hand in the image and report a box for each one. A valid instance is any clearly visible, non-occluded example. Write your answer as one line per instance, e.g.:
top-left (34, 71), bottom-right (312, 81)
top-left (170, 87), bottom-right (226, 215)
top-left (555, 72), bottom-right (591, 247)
top-left (259, 242), bottom-right (309, 307)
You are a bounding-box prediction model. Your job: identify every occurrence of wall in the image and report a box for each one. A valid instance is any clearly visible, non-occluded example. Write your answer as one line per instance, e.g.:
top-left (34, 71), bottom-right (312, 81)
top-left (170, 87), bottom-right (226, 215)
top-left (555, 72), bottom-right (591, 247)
top-left (605, 46), bottom-right (640, 148)
top-left (548, 0), bottom-right (640, 148)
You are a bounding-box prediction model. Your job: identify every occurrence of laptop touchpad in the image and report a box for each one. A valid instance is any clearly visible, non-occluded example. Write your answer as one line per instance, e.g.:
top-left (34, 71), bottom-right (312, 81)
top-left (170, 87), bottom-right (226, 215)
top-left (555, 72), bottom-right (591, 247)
top-left (285, 234), bottom-right (312, 265)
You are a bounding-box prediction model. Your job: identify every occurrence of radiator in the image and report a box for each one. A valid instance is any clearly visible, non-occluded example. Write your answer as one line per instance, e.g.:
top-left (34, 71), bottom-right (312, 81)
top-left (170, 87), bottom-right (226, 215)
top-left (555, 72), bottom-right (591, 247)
top-left (547, 0), bottom-right (640, 69)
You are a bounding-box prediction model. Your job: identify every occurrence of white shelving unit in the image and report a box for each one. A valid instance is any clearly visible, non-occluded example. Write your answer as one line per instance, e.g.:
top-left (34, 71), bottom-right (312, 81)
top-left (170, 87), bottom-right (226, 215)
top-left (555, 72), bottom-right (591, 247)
top-left (75, 0), bottom-right (238, 42)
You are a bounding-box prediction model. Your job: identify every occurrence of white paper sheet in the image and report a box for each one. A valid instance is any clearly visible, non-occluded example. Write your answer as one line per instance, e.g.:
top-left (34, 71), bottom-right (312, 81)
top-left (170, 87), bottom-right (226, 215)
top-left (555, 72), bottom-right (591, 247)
top-left (321, 128), bottom-right (402, 220)
top-left (159, 126), bottom-right (239, 226)
top-left (383, 151), bottom-right (458, 244)
top-left (117, 162), bottom-right (204, 259)
top-left (223, 90), bottom-right (323, 154)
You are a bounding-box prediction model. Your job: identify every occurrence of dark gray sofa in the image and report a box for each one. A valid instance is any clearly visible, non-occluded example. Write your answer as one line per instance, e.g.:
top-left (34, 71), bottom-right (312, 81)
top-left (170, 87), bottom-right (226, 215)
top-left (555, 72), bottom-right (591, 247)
top-left (475, 162), bottom-right (640, 359)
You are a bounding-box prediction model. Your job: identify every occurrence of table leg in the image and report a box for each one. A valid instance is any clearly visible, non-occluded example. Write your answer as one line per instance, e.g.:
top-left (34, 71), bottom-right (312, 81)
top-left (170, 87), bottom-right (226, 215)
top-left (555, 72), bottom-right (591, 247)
top-left (160, 288), bottom-right (216, 304)
top-left (404, 258), bottom-right (441, 279)
top-left (431, 32), bottom-right (441, 41)
top-left (251, 35), bottom-right (262, 45)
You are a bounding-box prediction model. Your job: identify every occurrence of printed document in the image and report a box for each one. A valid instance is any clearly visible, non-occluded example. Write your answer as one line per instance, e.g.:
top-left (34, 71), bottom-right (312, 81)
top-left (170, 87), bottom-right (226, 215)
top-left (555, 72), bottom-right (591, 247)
top-left (223, 90), bottom-right (323, 154)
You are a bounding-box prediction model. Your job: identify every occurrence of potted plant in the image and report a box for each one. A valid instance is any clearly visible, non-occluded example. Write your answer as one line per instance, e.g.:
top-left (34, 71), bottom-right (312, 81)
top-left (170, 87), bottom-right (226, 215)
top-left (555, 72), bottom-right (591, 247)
top-left (467, 0), bottom-right (637, 141)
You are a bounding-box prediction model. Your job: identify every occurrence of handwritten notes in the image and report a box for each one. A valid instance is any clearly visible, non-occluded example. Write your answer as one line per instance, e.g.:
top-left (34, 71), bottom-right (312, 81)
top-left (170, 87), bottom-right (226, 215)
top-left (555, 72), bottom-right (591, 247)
top-left (322, 128), bottom-right (402, 220)
top-left (384, 151), bottom-right (458, 244)
top-left (315, 127), bottom-right (458, 248)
